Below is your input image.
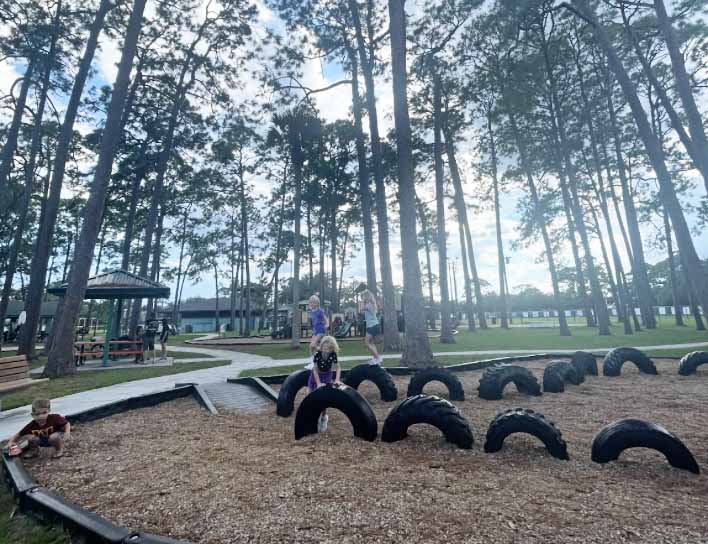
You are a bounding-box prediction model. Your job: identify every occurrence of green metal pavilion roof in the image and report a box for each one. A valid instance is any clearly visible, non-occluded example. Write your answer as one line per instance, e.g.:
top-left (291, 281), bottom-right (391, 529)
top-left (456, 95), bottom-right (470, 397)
top-left (47, 270), bottom-right (170, 300)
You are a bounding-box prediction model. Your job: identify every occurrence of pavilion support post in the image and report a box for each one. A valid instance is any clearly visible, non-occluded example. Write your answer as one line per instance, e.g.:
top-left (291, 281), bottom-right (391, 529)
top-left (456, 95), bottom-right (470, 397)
top-left (102, 299), bottom-right (115, 367)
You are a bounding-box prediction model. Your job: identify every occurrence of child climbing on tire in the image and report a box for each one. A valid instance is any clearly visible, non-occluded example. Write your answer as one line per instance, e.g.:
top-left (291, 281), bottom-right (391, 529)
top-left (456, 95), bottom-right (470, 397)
top-left (305, 295), bottom-right (329, 370)
top-left (360, 289), bottom-right (382, 366)
top-left (308, 335), bottom-right (342, 432)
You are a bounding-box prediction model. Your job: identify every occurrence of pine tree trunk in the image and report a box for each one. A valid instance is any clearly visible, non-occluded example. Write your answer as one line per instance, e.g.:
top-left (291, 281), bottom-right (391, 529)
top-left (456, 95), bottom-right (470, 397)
top-left (571, 0), bottom-right (708, 320)
top-left (348, 47), bottom-right (378, 292)
top-left (350, 0), bottom-right (401, 352)
top-left (330, 214), bottom-right (337, 313)
top-left (45, 0), bottom-right (148, 377)
top-left (0, 5), bottom-right (59, 345)
top-left (0, 61), bottom-right (35, 212)
top-left (663, 209), bottom-right (684, 326)
top-left (620, 5), bottom-right (707, 184)
top-left (290, 134), bottom-right (303, 350)
top-left (445, 129), bottom-right (487, 329)
top-left (19, 0), bottom-right (114, 355)
top-left (432, 73), bottom-right (454, 344)
top-left (172, 210), bottom-right (189, 327)
top-left (457, 215), bottom-right (475, 332)
top-left (417, 198), bottom-right (438, 329)
top-left (680, 251), bottom-right (706, 331)
top-left (653, 0), bottom-right (708, 191)
top-left (214, 262), bottom-right (220, 333)
top-left (605, 79), bottom-right (656, 328)
top-left (486, 113), bottom-right (508, 329)
top-left (540, 32), bottom-right (609, 334)
top-left (388, 0), bottom-right (433, 366)
top-left (506, 107), bottom-right (571, 336)
top-left (240, 154), bottom-right (251, 336)
top-left (306, 204), bottom-right (313, 283)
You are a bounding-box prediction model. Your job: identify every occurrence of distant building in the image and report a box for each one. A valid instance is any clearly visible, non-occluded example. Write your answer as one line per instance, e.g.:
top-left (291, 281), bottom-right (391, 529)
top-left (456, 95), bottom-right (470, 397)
top-left (171, 296), bottom-right (267, 333)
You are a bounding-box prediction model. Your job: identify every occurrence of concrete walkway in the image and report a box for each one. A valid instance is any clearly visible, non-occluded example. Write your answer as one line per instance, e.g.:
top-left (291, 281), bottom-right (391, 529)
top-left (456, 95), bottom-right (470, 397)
top-left (0, 345), bottom-right (279, 441)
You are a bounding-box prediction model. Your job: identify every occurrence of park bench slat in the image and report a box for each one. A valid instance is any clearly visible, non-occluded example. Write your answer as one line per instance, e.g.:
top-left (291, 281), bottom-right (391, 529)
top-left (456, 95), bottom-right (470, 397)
top-left (0, 355), bottom-right (28, 364)
top-left (0, 377), bottom-right (47, 394)
top-left (0, 372), bottom-right (32, 384)
top-left (0, 364), bottom-right (30, 378)
top-left (0, 360), bottom-right (30, 372)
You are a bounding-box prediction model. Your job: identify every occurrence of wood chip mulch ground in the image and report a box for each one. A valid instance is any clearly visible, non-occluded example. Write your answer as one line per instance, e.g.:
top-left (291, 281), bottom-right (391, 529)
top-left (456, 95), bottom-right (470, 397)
top-left (25, 358), bottom-right (708, 544)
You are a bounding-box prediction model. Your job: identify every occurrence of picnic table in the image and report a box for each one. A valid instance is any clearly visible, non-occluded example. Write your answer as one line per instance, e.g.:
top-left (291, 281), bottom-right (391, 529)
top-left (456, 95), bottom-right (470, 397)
top-left (74, 339), bottom-right (143, 365)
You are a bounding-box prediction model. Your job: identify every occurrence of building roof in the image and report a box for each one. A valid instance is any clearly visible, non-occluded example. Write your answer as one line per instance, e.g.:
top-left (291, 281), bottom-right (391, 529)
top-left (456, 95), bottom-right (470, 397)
top-left (5, 300), bottom-right (59, 318)
top-left (47, 269), bottom-right (170, 300)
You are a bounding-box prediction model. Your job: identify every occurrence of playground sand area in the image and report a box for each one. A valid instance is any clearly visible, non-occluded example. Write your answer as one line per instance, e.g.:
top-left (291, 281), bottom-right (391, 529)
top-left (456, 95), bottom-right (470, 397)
top-left (26, 359), bottom-right (708, 544)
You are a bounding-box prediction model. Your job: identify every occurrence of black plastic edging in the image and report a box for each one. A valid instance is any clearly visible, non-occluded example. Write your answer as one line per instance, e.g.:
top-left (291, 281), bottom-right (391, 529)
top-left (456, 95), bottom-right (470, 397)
top-left (67, 386), bottom-right (196, 425)
top-left (24, 486), bottom-right (131, 543)
top-left (192, 384), bottom-right (219, 415)
top-left (2, 454), bottom-right (38, 495)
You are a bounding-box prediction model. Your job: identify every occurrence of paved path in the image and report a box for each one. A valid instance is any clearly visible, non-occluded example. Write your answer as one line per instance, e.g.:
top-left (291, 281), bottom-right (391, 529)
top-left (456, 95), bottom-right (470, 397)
top-left (0, 345), bottom-right (279, 441)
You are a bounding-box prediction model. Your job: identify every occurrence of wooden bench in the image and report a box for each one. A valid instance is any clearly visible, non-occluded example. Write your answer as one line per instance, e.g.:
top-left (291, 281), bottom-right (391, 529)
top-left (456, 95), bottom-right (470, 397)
top-left (0, 354), bottom-right (47, 394)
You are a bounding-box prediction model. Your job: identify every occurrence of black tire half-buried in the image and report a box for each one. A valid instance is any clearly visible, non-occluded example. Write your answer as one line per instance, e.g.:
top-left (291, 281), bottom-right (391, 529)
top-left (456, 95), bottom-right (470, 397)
top-left (571, 350), bottom-right (596, 379)
top-left (406, 366), bottom-right (465, 401)
top-left (344, 364), bottom-right (398, 401)
top-left (276, 369), bottom-right (311, 417)
top-left (294, 384), bottom-right (378, 441)
top-left (477, 364), bottom-right (542, 400)
top-left (381, 394), bottom-right (473, 449)
top-left (602, 347), bottom-right (658, 377)
top-left (678, 351), bottom-right (708, 376)
top-left (543, 360), bottom-right (580, 393)
top-left (484, 408), bottom-right (569, 460)
top-left (591, 418), bottom-right (699, 474)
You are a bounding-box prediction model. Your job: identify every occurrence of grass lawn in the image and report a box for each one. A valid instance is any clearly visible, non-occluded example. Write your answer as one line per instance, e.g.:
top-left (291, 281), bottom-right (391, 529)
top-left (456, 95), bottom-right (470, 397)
top-left (0, 360), bottom-right (229, 412)
top-left (186, 317), bottom-right (708, 360)
top-left (0, 485), bottom-right (67, 544)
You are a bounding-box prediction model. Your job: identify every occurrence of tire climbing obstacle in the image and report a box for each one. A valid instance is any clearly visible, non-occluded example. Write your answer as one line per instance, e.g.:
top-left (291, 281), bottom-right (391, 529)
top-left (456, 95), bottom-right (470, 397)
top-left (279, 347), bottom-right (703, 474)
top-left (484, 408), bottom-right (569, 460)
top-left (381, 394), bottom-right (474, 449)
top-left (591, 418), bottom-right (700, 474)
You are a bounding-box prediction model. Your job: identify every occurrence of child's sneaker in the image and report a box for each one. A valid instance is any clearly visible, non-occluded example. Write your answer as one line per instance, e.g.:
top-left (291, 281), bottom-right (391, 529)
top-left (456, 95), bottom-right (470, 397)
top-left (317, 414), bottom-right (328, 432)
top-left (367, 358), bottom-right (379, 365)
top-left (304, 357), bottom-right (314, 370)
top-left (375, 356), bottom-right (384, 365)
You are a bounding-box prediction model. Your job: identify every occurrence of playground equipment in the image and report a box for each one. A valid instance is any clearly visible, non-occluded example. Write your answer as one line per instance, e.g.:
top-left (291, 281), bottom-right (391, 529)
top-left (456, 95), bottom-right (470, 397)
top-left (343, 364), bottom-right (397, 401)
top-left (591, 418), bottom-right (699, 474)
top-left (276, 369), bottom-right (310, 417)
top-left (294, 384), bottom-right (378, 441)
top-left (478, 364), bottom-right (542, 400)
top-left (542, 360), bottom-right (582, 393)
top-left (381, 394), bottom-right (474, 449)
top-left (406, 366), bottom-right (465, 401)
top-left (678, 351), bottom-right (708, 375)
top-left (602, 347), bottom-right (658, 376)
top-left (571, 350), bottom-right (596, 378)
top-left (484, 408), bottom-right (569, 460)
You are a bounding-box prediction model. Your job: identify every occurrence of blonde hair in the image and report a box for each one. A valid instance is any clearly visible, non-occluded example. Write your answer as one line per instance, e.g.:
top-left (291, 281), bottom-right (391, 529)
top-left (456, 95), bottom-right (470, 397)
top-left (308, 295), bottom-right (321, 307)
top-left (318, 335), bottom-right (340, 354)
top-left (362, 290), bottom-right (377, 307)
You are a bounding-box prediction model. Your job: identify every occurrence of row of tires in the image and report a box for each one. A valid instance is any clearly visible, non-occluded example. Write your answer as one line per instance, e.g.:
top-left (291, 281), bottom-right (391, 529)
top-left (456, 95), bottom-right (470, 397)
top-left (277, 350), bottom-right (708, 416)
top-left (293, 385), bottom-right (701, 474)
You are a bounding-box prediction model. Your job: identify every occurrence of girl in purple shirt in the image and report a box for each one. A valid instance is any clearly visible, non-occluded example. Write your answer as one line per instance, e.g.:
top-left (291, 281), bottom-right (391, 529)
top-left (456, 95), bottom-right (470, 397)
top-left (306, 295), bottom-right (329, 368)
